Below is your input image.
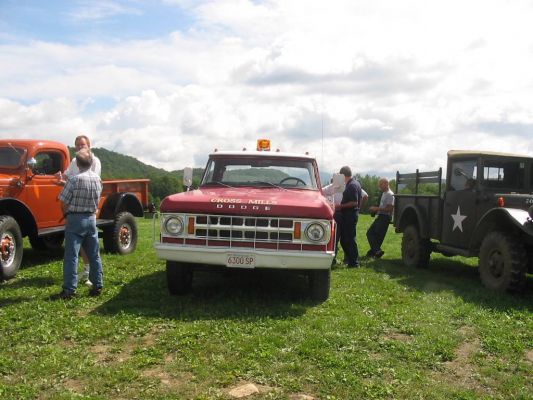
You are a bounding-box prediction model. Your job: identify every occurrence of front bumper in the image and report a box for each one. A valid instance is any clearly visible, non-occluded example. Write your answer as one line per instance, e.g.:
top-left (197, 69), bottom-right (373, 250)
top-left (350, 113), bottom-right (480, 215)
top-left (154, 242), bottom-right (333, 270)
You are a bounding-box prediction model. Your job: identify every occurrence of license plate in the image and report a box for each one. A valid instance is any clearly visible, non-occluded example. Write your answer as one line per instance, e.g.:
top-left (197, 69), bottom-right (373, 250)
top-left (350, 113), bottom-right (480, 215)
top-left (226, 254), bottom-right (256, 268)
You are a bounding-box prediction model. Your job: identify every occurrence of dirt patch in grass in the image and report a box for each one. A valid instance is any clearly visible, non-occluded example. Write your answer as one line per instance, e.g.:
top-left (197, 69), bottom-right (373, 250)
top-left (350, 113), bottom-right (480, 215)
top-left (384, 332), bottom-right (412, 342)
top-left (141, 365), bottom-right (194, 390)
top-left (62, 377), bottom-right (86, 394)
top-left (525, 350), bottom-right (533, 363)
top-left (431, 326), bottom-right (490, 395)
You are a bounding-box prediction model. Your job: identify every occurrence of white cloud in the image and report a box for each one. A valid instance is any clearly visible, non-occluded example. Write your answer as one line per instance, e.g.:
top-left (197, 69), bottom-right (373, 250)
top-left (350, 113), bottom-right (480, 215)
top-left (1, 0), bottom-right (533, 178)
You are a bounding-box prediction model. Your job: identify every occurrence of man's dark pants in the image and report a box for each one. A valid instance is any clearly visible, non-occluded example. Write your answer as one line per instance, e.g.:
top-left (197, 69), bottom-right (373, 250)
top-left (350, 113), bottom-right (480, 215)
top-left (366, 214), bottom-right (391, 254)
top-left (339, 210), bottom-right (359, 266)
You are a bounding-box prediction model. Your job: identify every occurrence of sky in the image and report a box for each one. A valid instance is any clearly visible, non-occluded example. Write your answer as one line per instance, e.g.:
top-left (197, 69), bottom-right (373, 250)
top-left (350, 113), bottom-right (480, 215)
top-left (1, 0), bottom-right (533, 178)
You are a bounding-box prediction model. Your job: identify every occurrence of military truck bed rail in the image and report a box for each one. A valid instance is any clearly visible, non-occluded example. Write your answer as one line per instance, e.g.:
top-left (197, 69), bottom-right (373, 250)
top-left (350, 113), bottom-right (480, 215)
top-left (395, 168), bottom-right (442, 197)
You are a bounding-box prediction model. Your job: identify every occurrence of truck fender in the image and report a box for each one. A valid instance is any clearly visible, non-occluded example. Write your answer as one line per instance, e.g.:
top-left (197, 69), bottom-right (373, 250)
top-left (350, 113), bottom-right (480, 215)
top-left (396, 204), bottom-right (430, 238)
top-left (471, 207), bottom-right (533, 250)
top-left (99, 192), bottom-right (144, 219)
top-left (0, 198), bottom-right (38, 237)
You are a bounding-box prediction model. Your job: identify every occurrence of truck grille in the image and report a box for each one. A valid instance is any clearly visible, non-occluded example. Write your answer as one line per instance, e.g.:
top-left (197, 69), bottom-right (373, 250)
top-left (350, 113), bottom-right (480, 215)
top-left (194, 215), bottom-right (294, 242)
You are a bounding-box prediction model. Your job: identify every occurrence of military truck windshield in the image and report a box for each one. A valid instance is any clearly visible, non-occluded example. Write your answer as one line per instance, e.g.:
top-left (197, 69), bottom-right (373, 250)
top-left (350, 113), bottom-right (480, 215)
top-left (482, 159), bottom-right (526, 191)
top-left (0, 146), bottom-right (25, 168)
top-left (202, 157), bottom-right (318, 189)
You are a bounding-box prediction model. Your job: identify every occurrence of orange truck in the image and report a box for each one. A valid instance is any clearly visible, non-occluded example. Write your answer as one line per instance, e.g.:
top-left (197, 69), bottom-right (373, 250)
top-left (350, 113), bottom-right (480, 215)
top-left (0, 139), bottom-right (150, 281)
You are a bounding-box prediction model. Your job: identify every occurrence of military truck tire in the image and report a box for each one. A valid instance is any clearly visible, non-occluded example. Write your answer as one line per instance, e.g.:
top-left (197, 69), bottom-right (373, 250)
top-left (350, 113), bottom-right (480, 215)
top-left (29, 233), bottom-right (64, 252)
top-left (479, 231), bottom-right (527, 292)
top-left (103, 212), bottom-right (138, 255)
top-left (166, 261), bottom-right (193, 295)
top-left (0, 216), bottom-right (23, 281)
top-left (309, 269), bottom-right (330, 302)
top-left (401, 225), bottom-right (431, 268)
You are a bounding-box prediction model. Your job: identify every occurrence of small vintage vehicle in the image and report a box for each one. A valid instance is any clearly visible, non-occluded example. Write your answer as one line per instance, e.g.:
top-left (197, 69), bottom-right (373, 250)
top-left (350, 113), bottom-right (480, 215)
top-left (154, 139), bottom-right (335, 301)
top-left (394, 150), bottom-right (533, 292)
top-left (0, 139), bottom-right (150, 280)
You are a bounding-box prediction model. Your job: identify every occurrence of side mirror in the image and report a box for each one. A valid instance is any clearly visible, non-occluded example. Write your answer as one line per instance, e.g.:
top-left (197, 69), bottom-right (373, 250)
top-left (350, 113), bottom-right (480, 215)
top-left (183, 167), bottom-right (193, 189)
top-left (27, 157), bottom-right (37, 170)
top-left (332, 173), bottom-right (345, 191)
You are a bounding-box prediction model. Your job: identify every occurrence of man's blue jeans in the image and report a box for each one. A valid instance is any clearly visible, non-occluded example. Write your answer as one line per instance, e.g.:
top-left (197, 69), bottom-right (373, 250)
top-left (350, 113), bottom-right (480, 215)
top-left (63, 213), bottom-right (103, 293)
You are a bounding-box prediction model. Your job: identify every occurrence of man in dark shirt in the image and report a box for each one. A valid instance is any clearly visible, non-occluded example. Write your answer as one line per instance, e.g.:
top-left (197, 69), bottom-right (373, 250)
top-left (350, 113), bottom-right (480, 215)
top-left (335, 166), bottom-right (362, 268)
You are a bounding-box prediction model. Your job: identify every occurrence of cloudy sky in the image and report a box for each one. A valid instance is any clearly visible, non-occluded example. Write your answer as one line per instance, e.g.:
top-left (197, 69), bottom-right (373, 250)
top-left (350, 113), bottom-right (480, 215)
top-left (1, 0), bottom-right (533, 177)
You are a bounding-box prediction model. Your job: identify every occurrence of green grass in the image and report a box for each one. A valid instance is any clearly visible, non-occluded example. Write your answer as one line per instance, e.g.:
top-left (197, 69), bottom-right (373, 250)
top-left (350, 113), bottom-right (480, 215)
top-left (1, 215), bottom-right (531, 399)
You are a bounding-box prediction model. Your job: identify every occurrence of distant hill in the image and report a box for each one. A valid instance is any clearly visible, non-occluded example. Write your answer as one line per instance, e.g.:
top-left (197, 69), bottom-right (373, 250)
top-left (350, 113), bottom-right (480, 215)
top-left (68, 147), bottom-right (204, 205)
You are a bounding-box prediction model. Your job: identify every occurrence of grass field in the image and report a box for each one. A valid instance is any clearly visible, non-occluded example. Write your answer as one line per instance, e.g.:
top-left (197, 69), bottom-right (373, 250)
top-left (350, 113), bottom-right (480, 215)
top-left (1, 215), bottom-right (532, 399)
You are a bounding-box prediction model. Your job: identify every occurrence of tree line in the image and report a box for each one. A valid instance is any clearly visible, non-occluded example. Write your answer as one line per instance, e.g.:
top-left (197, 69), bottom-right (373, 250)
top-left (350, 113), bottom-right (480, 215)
top-left (86, 147), bottom-right (436, 213)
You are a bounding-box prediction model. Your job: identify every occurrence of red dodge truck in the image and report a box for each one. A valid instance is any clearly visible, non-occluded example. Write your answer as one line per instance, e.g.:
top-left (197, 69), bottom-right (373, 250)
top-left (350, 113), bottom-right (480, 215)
top-left (154, 140), bottom-right (335, 302)
top-left (0, 139), bottom-right (150, 281)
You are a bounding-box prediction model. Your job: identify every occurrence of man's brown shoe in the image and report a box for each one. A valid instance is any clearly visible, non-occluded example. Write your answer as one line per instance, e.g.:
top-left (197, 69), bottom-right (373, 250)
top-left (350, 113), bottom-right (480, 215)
top-left (89, 287), bottom-right (102, 297)
top-left (50, 290), bottom-right (76, 300)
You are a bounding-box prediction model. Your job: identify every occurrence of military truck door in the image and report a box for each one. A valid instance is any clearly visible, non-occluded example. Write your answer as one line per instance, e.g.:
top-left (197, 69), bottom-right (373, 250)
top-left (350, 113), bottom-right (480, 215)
top-left (441, 158), bottom-right (479, 248)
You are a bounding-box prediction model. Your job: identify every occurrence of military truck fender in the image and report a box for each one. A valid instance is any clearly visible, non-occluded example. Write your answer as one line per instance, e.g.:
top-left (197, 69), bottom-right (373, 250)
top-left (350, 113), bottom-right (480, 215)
top-left (0, 198), bottom-right (38, 238)
top-left (99, 193), bottom-right (144, 219)
top-left (396, 204), bottom-right (430, 239)
top-left (471, 208), bottom-right (533, 251)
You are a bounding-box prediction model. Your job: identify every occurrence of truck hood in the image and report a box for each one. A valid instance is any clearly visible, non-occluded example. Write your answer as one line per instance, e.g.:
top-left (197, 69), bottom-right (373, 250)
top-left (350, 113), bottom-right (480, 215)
top-left (160, 187), bottom-right (334, 219)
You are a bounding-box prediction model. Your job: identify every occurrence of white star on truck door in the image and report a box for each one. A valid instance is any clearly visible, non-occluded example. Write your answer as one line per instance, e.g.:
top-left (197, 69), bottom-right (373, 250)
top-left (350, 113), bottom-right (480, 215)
top-left (451, 206), bottom-right (467, 232)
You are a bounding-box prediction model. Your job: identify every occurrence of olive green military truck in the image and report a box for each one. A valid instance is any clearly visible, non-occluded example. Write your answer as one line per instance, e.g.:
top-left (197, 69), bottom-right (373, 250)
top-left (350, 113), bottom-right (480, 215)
top-left (394, 150), bottom-right (533, 292)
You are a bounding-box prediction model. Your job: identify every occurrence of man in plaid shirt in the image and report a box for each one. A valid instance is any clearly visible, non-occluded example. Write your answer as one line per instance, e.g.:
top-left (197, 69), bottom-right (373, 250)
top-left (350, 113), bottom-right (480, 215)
top-left (54, 148), bottom-right (103, 299)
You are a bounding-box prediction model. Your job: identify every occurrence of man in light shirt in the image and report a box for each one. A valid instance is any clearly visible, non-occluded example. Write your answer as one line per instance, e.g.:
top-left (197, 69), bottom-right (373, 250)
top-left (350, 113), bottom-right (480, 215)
top-left (366, 178), bottom-right (394, 259)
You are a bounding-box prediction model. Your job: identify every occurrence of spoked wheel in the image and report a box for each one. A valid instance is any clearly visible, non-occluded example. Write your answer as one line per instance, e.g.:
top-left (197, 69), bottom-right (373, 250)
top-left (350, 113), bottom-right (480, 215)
top-left (0, 216), bottom-right (23, 281)
top-left (103, 212), bottom-right (138, 255)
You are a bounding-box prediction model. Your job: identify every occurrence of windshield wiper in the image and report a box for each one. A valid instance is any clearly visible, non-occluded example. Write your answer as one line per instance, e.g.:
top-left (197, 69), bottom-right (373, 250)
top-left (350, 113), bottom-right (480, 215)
top-left (204, 181), bottom-right (235, 188)
top-left (250, 181), bottom-right (287, 190)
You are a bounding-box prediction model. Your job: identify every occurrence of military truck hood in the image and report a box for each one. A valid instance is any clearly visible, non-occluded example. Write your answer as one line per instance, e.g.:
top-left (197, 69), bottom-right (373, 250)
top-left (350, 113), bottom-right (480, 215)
top-left (494, 192), bottom-right (533, 212)
top-left (160, 187), bottom-right (334, 219)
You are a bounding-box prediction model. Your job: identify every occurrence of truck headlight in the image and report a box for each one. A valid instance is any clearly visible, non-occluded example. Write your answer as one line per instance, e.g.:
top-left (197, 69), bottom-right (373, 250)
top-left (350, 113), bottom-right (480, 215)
top-left (164, 216), bottom-right (184, 235)
top-left (305, 223), bottom-right (326, 242)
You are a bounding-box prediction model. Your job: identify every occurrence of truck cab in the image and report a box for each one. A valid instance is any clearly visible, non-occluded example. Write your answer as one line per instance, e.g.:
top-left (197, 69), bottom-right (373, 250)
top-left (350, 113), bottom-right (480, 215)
top-left (394, 150), bottom-right (533, 292)
top-left (0, 139), bottom-right (150, 281)
top-left (154, 141), bottom-right (335, 302)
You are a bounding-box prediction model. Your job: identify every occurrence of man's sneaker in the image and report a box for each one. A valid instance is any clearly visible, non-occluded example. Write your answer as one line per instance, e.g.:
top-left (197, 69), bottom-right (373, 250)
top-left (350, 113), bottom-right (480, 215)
top-left (50, 290), bottom-right (76, 300)
top-left (84, 279), bottom-right (93, 287)
top-left (89, 287), bottom-right (103, 297)
top-left (374, 250), bottom-right (385, 259)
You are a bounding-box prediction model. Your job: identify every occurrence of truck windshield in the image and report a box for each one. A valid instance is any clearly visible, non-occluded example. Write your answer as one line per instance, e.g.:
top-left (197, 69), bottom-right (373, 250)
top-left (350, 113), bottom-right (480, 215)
top-left (0, 146), bottom-right (25, 168)
top-left (202, 157), bottom-right (318, 189)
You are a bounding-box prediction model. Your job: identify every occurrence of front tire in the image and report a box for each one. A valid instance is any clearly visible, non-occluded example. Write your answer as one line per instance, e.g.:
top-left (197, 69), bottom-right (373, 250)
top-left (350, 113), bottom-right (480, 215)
top-left (401, 225), bottom-right (431, 268)
top-left (166, 261), bottom-right (193, 295)
top-left (0, 216), bottom-right (23, 281)
top-left (103, 212), bottom-right (138, 255)
top-left (479, 231), bottom-right (527, 292)
top-left (309, 269), bottom-right (331, 302)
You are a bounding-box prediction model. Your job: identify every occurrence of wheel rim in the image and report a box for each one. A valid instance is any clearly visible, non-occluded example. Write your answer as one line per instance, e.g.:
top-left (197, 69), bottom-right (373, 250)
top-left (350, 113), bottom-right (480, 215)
top-left (1, 231), bottom-right (16, 267)
top-left (487, 249), bottom-right (504, 278)
top-left (406, 234), bottom-right (416, 259)
top-left (119, 224), bottom-right (132, 249)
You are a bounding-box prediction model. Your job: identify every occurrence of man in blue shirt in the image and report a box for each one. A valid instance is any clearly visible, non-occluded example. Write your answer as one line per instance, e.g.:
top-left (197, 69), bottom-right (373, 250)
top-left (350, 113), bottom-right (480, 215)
top-left (335, 166), bottom-right (362, 268)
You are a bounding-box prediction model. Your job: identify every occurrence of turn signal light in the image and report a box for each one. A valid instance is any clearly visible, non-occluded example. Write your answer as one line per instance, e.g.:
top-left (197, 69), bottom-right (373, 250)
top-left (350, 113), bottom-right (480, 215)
top-left (188, 217), bottom-right (195, 234)
top-left (294, 222), bottom-right (301, 239)
top-left (497, 197), bottom-right (505, 207)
